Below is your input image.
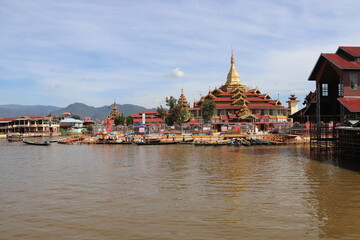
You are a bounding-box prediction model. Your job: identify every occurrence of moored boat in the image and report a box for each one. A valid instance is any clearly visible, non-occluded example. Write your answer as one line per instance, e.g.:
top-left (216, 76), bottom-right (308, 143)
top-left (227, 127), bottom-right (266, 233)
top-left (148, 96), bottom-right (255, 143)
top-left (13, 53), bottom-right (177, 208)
top-left (23, 139), bottom-right (51, 146)
top-left (7, 136), bottom-right (23, 142)
top-left (58, 136), bottom-right (86, 144)
top-left (238, 138), bottom-right (251, 146)
top-left (194, 139), bottom-right (233, 146)
top-left (252, 137), bottom-right (271, 145)
top-left (136, 141), bottom-right (178, 145)
top-left (107, 140), bottom-right (133, 144)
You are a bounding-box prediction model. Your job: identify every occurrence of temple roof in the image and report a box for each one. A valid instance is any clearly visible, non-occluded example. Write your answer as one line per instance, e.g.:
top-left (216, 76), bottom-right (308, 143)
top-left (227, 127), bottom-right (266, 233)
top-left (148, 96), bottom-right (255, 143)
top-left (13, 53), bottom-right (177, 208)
top-left (248, 103), bottom-right (286, 109)
top-left (108, 101), bottom-right (121, 120)
top-left (191, 52), bottom-right (289, 120)
top-left (178, 88), bottom-right (190, 108)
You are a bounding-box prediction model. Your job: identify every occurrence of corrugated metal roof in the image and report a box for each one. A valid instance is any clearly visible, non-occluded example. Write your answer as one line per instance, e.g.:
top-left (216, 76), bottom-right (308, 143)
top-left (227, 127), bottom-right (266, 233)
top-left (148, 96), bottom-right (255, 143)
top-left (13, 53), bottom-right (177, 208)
top-left (309, 47), bottom-right (360, 80)
top-left (340, 46), bottom-right (360, 57)
top-left (323, 53), bottom-right (360, 69)
top-left (338, 97), bottom-right (360, 112)
top-left (60, 118), bottom-right (84, 123)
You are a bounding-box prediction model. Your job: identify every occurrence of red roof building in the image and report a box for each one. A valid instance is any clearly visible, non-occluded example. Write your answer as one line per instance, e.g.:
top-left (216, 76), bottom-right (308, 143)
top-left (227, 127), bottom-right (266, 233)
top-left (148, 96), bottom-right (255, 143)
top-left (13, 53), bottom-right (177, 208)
top-left (190, 53), bottom-right (291, 129)
top-left (132, 110), bottom-right (165, 125)
top-left (337, 97), bottom-right (360, 112)
top-left (308, 46), bottom-right (360, 124)
top-left (0, 116), bottom-right (60, 134)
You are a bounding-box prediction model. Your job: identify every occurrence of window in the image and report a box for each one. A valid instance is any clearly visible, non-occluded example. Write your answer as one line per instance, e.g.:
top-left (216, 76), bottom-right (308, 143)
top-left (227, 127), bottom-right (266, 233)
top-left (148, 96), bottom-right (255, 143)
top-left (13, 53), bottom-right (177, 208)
top-left (261, 109), bottom-right (265, 115)
top-left (350, 73), bottom-right (358, 90)
top-left (269, 109), bottom-right (273, 115)
top-left (322, 83), bottom-right (328, 96)
top-left (338, 83), bottom-right (343, 96)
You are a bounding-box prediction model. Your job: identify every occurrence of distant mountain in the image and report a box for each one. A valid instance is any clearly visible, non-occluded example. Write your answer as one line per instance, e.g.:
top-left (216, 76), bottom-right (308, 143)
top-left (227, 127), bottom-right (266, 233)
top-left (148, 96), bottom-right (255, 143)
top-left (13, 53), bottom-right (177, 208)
top-left (0, 103), bottom-right (155, 119)
top-left (0, 104), bottom-right (61, 118)
top-left (51, 103), bottom-right (102, 119)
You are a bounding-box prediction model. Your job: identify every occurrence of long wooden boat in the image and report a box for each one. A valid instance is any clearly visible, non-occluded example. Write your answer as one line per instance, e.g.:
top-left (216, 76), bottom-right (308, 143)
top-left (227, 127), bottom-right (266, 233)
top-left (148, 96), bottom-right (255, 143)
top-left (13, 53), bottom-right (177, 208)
top-left (23, 139), bottom-right (51, 146)
top-left (7, 137), bottom-right (23, 142)
top-left (232, 139), bottom-right (241, 147)
top-left (240, 138), bottom-right (251, 146)
top-left (252, 137), bottom-right (271, 145)
top-left (136, 141), bottom-right (178, 145)
top-left (107, 140), bottom-right (133, 144)
top-left (58, 136), bottom-right (86, 144)
top-left (194, 140), bottom-right (233, 146)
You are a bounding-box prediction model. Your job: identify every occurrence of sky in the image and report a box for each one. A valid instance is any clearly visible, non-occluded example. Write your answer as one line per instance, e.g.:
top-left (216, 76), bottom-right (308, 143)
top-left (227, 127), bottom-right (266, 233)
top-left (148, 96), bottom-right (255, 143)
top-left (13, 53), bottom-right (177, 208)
top-left (1, 0), bottom-right (360, 109)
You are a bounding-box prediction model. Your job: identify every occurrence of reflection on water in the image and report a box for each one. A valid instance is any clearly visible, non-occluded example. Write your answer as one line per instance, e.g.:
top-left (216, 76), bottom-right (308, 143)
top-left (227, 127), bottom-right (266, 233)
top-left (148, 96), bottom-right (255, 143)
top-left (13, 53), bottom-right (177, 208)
top-left (1, 141), bottom-right (360, 240)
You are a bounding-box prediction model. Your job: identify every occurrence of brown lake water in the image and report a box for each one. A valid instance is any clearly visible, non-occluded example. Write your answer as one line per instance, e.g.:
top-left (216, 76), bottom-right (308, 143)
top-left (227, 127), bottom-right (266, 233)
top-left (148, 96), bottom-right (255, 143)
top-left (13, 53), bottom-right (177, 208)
top-left (1, 140), bottom-right (360, 240)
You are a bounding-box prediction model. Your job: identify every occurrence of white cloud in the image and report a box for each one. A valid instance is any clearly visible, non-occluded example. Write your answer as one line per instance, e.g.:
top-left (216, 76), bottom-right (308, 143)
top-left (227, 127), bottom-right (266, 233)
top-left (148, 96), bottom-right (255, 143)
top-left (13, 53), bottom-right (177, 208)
top-left (2, 0), bottom-right (360, 107)
top-left (44, 84), bottom-right (61, 91)
top-left (166, 68), bottom-right (185, 79)
top-left (292, 89), bottom-right (310, 95)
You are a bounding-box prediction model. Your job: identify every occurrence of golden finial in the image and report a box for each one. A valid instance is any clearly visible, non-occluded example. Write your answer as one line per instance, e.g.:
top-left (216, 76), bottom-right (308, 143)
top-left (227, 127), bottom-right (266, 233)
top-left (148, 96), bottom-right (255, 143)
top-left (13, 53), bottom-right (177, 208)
top-left (231, 46), bottom-right (234, 64)
top-left (226, 49), bottom-right (241, 87)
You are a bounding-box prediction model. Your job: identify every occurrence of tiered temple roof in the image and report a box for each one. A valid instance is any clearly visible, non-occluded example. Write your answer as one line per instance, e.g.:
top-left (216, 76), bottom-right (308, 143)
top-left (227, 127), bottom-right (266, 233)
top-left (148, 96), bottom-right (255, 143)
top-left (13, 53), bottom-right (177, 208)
top-left (193, 53), bottom-right (289, 121)
top-left (178, 88), bottom-right (190, 108)
top-left (108, 102), bottom-right (121, 121)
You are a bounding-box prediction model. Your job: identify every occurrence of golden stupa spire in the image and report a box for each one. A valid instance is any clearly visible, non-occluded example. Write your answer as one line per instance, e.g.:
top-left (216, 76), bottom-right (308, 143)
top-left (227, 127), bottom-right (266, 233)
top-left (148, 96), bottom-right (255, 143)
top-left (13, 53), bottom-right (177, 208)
top-left (178, 88), bottom-right (190, 108)
top-left (113, 100), bottom-right (118, 110)
top-left (109, 100), bottom-right (120, 121)
top-left (226, 51), bottom-right (241, 86)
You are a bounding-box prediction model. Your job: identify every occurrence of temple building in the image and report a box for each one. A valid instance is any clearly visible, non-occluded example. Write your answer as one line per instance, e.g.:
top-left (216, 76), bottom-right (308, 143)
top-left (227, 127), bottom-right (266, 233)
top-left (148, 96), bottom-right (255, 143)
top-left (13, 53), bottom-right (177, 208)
top-left (178, 88), bottom-right (190, 108)
top-left (108, 101), bottom-right (121, 121)
top-left (131, 52), bottom-right (295, 131)
top-left (190, 53), bottom-right (292, 131)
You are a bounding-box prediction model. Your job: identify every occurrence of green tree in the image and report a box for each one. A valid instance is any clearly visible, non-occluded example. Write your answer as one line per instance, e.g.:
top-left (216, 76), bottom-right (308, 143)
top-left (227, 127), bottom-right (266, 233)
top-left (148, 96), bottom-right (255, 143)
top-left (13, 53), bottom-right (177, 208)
top-left (86, 124), bottom-right (93, 132)
top-left (126, 115), bottom-right (134, 125)
top-left (180, 107), bottom-right (191, 123)
top-left (165, 96), bottom-right (177, 110)
top-left (157, 105), bottom-right (168, 120)
top-left (59, 128), bottom-right (67, 136)
top-left (165, 104), bottom-right (191, 125)
top-left (201, 99), bottom-right (216, 124)
top-left (72, 114), bottom-right (81, 120)
top-left (158, 96), bottom-right (191, 126)
top-left (114, 114), bottom-right (125, 126)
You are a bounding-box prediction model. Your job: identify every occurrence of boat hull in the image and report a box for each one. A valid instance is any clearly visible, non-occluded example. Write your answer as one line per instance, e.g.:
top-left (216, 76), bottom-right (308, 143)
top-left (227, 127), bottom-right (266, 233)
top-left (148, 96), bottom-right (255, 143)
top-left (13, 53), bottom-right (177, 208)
top-left (23, 140), bottom-right (50, 146)
top-left (136, 142), bottom-right (178, 145)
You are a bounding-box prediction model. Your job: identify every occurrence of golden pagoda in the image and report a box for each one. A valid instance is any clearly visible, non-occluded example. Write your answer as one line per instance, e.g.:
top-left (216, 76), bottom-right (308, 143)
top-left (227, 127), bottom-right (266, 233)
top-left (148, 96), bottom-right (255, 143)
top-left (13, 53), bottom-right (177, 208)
top-left (191, 52), bottom-right (290, 129)
top-left (108, 101), bottom-right (121, 121)
top-left (178, 88), bottom-right (190, 108)
top-left (223, 52), bottom-right (247, 92)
